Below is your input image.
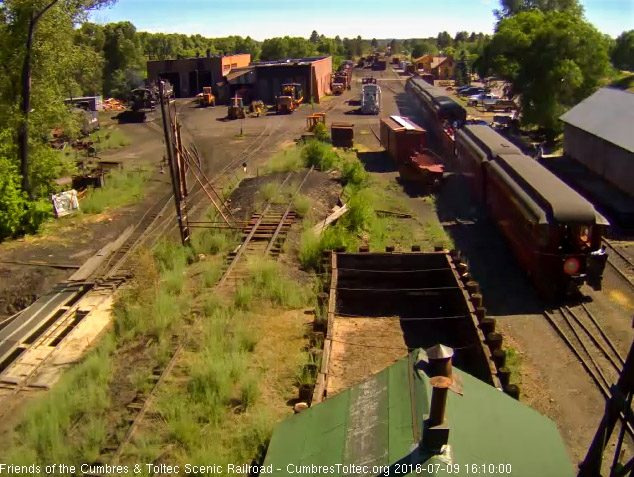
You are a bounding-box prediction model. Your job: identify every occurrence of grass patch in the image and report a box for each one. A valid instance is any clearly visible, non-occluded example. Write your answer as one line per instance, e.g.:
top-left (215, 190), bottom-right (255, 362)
top-left (267, 147), bottom-right (304, 172)
top-left (4, 335), bottom-right (115, 465)
top-left (87, 126), bottom-right (131, 151)
top-left (505, 347), bottom-right (522, 385)
top-left (259, 182), bottom-right (282, 203)
top-left (81, 165), bottom-right (152, 214)
top-left (190, 228), bottom-right (237, 257)
top-left (293, 194), bottom-right (312, 217)
top-left (243, 258), bottom-right (311, 308)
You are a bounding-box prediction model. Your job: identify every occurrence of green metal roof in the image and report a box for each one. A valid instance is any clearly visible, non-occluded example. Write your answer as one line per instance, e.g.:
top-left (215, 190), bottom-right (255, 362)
top-left (263, 350), bottom-right (574, 477)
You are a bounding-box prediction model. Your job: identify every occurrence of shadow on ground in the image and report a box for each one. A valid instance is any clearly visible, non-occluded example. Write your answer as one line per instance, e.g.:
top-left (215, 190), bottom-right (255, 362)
top-left (358, 151), bottom-right (397, 173)
top-left (435, 174), bottom-right (545, 316)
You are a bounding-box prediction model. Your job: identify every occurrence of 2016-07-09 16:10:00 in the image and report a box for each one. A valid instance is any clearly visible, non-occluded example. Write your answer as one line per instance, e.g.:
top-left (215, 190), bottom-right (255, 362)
top-left (387, 463), bottom-right (513, 474)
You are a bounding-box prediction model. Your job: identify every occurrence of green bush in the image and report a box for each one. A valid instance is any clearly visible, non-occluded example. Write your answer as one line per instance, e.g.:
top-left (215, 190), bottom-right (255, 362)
top-left (341, 160), bottom-right (368, 187)
top-left (340, 189), bottom-right (375, 232)
top-left (0, 157), bottom-right (52, 240)
top-left (301, 140), bottom-right (339, 171)
top-left (313, 122), bottom-right (330, 142)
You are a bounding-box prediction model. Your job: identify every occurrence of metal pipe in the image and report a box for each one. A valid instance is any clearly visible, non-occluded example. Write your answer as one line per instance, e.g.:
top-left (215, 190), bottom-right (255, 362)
top-left (429, 376), bottom-right (452, 426)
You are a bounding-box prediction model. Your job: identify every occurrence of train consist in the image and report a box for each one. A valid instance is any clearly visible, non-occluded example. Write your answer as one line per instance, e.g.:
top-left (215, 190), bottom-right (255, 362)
top-left (405, 77), bottom-right (466, 160)
top-left (455, 125), bottom-right (609, 298)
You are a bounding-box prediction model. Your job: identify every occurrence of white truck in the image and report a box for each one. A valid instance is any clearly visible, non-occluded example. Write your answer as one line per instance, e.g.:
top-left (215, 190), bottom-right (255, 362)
top-left (361, 80), bottom-right (381, 115)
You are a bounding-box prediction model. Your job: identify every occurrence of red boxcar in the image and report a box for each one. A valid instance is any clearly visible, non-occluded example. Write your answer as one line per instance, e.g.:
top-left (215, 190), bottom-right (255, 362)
top-left (379, 116), bottom-right (427, 163)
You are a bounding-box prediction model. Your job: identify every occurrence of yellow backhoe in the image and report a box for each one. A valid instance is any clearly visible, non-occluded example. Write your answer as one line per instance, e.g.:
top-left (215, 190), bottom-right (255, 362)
top-left (199, 86), bottom-right (215, 107)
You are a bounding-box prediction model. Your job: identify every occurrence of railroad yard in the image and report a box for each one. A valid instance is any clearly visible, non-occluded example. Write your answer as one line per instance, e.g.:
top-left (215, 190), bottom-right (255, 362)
top-left (1, 36), bottom-right (634, 477)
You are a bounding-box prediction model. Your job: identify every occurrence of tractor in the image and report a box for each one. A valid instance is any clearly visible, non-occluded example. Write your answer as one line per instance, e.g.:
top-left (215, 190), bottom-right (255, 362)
top-left (227, 95), bottom-right (246, 120)
top-left (275, 83), bottom-right (303, 114)
top-left (199, 86), bottom-right (215, 107)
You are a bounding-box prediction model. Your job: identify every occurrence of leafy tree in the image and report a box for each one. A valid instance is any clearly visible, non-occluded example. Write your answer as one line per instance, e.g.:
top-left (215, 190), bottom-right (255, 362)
top-left (612, 30), bottom-right (634, 71)
top-left (437, 31), bottom-right (453, 50)
top-left (412, 40), bottom-right (437, 58)
top-left (455, 49), bottom-right (470, 86)
top-left (494, 0), bottom-right (584, 19)
top-left (7, 0), bottom-right (113, 197)
top-left (102, 21), bottom-right (144, 97)
top-left (389, 39), bottom-right (400, 54)
top-left (487, 10), bottom-right (611, 137)
top-left (371, 38), bottom-right (378, 48)
top-left (454, 31), bottom-right (469, 44)
top-left (310, 30), bottom-right (319, 43)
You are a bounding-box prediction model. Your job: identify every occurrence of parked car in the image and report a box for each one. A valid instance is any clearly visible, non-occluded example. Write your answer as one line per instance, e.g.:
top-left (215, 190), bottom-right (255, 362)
top-left (458, 86), bottom-right (485, 97)
top-left (467, 93), bottom-right (500, 107)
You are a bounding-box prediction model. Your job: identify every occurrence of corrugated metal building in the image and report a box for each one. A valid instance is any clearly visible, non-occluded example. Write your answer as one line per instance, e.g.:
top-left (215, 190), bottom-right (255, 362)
top-left (146, 53), bottom-right (251, 97)
top-left (560, 88), bottom-right (634, 199)
top-left (263, 349), bottom-right (574, 476)
top-left (252, 56), bottom-right (332, 104)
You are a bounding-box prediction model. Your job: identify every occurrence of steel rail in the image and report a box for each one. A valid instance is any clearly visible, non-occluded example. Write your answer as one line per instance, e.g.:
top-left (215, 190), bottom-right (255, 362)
top-left (111, 167), bottom-right (307, 462)
top-left (217, 171), bottom-right (294, 287)
top-left (264, 166), bottom-right (313, 255)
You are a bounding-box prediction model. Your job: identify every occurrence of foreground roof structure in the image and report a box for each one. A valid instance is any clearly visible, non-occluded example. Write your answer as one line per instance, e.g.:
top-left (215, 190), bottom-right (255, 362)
top-left (263, 350), bottom-right (574, 477)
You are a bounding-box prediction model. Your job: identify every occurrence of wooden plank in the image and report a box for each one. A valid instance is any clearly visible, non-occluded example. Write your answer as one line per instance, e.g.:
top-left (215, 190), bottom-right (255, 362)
top-left (312, 372), bottom-right (326, 404)
top-left (68, 226), bottom-right (134, 281)
top-left (313, 205), bottom-right (348, 236)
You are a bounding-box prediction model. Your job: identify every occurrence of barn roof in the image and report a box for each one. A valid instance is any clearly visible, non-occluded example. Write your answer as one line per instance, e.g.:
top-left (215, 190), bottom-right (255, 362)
top-left (560, 88), bottom-right (634, 154)
top-left (263, 350), bottom-right (574, 476)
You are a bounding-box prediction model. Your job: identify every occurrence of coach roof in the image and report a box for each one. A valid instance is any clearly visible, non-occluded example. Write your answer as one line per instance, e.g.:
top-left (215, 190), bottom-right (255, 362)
top-left (493, 153), bottom-right (606, 225)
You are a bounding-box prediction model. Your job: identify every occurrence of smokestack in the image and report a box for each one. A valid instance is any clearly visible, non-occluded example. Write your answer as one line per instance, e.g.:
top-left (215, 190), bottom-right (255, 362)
top-left (428, 376), bottom-right (451, 426)
top-left (422, 376), bottom-right (452, 453)
top-left (426, 344), bottom-right (454, 378)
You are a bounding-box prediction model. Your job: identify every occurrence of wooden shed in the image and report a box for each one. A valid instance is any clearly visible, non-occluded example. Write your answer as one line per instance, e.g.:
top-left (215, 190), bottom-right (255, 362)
top-left (560, 88), bottom-right (634, 199)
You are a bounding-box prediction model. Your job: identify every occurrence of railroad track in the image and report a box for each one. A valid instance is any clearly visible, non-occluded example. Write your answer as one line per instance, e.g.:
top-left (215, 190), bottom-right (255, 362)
top-left (0, 87), bottom-right (340, 403)
top-left (544, 304), bottom-right (633, 435)
top-left (604, 239), bottom-right (634, 290)
top-left (0, 110), bottom-right (291, 392)
top-left (101, 167), bottom-right (313, 465)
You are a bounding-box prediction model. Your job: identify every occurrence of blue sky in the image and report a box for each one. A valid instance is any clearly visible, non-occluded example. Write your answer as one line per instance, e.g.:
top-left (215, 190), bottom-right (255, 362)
top-left (90, 0), bottom-right (634, 39)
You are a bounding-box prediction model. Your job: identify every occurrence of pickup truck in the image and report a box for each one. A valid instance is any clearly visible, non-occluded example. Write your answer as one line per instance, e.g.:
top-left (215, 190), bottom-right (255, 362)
top-left (484, 99), bottom-right (517, 112)
top-left (467, 93), bottom-right (500, 107)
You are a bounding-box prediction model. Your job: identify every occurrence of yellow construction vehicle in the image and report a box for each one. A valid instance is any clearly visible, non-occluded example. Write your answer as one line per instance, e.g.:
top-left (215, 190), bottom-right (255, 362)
top-left (228, 95), bottom-right (246, 120)
top-left (200, 86), bottom-right (215, 107)
top-left (275, 83), bottom-right (303, 114)
top-left (250, 100), bottom-right (264, 116)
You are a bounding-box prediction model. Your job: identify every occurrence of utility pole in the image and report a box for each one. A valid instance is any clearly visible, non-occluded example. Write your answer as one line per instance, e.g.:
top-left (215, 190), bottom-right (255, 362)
top-left (159, 82), bottom-right (190, 246)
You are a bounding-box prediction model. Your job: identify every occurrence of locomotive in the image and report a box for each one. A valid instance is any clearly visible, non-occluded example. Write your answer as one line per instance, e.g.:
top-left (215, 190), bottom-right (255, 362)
top-left (455, 125), bottom-right (609, 298)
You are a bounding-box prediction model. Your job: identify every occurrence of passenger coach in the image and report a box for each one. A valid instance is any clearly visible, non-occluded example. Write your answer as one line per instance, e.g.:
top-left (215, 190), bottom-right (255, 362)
top-left (456, 125), bottom-right (609, 298)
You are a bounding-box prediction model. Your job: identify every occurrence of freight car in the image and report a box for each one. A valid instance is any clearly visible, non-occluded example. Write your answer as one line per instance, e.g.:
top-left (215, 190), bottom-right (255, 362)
top-left (405, 77), bottom-right (466, 160)
top-left (455, 125), bottom-right (609, 298)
